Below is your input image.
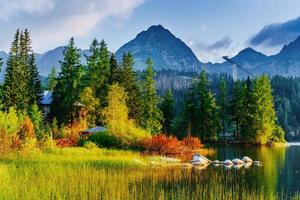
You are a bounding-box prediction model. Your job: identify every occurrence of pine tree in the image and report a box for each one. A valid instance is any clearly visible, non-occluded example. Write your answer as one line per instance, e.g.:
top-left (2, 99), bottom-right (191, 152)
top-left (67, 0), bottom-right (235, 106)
top-left (119, 53), bottom-right (143, 124)
top-left (48, 67), bottom-right (57, 91)
top-left (85, 39), bottom-right (110, 124)
top-left (140, 58), bottom-right (163, 134)
top-left (2, 29), bottom-right (39, 111)
top-left (181, 80), bottom-right (200, 137)
top-left (108, 53), bottom-right (120, 85)
top-left (229, 80), bottom-right (246, 141)
top-left (160, 89), bottom-right (174, 135)
top-left (197, 70), bottom-right (220, 141)
top-left (250, 75), bottom-right (278, 144)
top-left (28, 53), bottom-right (42, 104)
top-left (218, 75), bottom-right (228, 141)
top-left (51, 38), bottom-right (83, 124)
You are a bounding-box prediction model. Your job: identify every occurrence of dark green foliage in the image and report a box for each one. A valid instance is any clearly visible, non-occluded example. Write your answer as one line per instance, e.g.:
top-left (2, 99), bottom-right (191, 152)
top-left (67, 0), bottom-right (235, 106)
top-left (51, 38), bottom-right (84, 124)
top-left (2, 29), bottom-right (41, 112)
top-left (118, 53), bottom-right (143, 124)
top-left (28, 53), bottom-right (42, 104)
top-left (218, 76), bottom-right (228, 141)
top-left (88, 131), bottom-right (121, 148)
top-left (108, 53), bottom-right (120, 85)
top-left (48, 67), bottom-right (57, 91)
top-left (85, 39), bottom-right (110, 124)
top-left (197, 71), bottom-right (220, 141)
top-left (160, 89), bottom-right (174, 134)
top-left (140, 58), bottom-right (163, 134)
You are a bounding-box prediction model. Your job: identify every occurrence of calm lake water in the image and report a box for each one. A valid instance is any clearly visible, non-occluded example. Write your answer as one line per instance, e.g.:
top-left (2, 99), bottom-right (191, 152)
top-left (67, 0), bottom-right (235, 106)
top-left (199, 144), bottom-right (300, 197)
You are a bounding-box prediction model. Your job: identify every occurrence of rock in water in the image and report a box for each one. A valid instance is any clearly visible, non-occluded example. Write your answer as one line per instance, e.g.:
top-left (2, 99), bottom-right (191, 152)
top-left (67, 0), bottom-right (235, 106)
top-left (222, 159), bottom-right (233, 166)
top-left (232, 158), bottom-right (245, 165)
top-left (242, 156), bottom-right (253, 163)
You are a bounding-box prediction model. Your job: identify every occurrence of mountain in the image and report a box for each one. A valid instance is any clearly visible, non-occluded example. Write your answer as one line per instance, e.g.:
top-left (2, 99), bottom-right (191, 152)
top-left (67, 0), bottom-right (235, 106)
top-left (115, 25), bottom-right (202, 71)
top-left (231, 47), bottom-right (267, 65)
top-left (1, 25), bottom-right (300, 78)
top-left (0, 47), bottom-right (89, 78)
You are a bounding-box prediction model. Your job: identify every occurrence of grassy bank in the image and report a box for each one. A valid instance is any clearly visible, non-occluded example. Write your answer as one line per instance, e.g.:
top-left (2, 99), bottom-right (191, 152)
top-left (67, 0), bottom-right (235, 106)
top-left (0, 147), bottom-right (299, 200)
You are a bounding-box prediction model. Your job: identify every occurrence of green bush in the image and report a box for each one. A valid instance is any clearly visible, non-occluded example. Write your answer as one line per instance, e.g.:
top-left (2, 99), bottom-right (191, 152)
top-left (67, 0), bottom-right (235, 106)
top-left (83, 141), bottom-right (98, 150)
top-left (88, 131), bottom-right (121, 148)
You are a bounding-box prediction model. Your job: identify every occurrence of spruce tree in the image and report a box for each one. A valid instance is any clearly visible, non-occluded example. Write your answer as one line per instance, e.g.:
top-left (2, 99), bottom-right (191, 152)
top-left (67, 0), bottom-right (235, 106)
top-left (3, 29), bottom-right (39, 111)
top-left (218, 75), bottom-right (228, 141)
top-left (140, 58), bottom-right (163, 134)
top-left (85, 39), bottom-right (110, 124)
top-left (160, 89), bottom-right (174, 135)
top-left (229, 80), bottom-right (246, 141)
top-left (181, 80), bottom-right (200, 137)
top-left (28, 53), bottom-right (42, 104)
top-left (108, 53), bottom-right (120, 85)
top-left (48, 67), bottom-right (57, 91)
top-left (197, 70), bottom-right (220, 141)
top-left (250, 75), bottom-right (278, 144)
top-left (51, 38), bottom-right (83, 124)
top-left (119, 53), bottom-right (143, 124)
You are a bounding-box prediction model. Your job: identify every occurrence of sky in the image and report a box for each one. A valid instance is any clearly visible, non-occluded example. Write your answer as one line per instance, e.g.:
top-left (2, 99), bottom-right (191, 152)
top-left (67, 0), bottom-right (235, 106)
top-left (0, 0), bottom-right (300, 62)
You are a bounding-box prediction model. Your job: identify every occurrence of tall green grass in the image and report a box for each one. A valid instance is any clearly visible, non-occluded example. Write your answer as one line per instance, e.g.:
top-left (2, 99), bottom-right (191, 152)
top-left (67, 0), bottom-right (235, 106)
top-left (0, 148), bottom-right (298, 200)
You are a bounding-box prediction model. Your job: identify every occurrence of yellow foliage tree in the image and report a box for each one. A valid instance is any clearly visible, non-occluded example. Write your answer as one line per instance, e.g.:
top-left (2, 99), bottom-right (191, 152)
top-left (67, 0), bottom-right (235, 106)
top-left (102, 84), bottom-right (149, 146)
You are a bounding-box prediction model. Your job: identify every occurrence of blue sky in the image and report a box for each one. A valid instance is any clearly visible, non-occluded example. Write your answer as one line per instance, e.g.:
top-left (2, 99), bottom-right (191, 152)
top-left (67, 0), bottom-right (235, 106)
top-left (0, 0), bottom-right (300, 62)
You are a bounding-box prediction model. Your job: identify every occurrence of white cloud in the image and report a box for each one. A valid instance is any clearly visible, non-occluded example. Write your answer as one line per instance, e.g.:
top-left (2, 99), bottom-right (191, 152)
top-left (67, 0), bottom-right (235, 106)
top-left (0, 0), bottom-right (145, 51)
top-left (0, 0), bottom-right (55, 20)
top-left (187, 38), bottom-right (243, 63)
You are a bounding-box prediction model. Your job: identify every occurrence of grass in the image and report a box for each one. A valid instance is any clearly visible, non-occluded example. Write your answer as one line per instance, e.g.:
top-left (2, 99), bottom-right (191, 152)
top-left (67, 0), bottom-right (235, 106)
top-left (0, 147), bottom-right (299, 200)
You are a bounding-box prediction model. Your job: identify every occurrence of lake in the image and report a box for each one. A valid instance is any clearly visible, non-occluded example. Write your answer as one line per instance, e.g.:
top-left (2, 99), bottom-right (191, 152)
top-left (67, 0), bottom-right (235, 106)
top-left (0, 145), bottom-right (299, 199)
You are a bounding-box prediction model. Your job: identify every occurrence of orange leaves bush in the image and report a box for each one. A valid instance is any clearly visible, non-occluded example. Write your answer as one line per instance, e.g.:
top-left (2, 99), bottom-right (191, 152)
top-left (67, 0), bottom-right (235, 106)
top-left (182, 136), bottom-right (203, 149)
top-left (19, 117), bottom-right (35, 140)
top-left (141, 134), bottom-right (202, 155)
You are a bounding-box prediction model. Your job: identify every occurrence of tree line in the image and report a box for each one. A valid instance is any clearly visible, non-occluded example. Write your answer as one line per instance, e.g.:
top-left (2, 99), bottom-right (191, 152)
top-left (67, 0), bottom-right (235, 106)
top-left (0, 29), bottom-right (286, 149)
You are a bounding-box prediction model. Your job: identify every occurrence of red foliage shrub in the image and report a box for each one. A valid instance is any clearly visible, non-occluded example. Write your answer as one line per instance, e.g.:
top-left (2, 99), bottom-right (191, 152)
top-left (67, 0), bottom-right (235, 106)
top-left (19, 117), bottom-right (35, 140)
top-left (182, 136), bottom-right (203, 149)
top-left (141, 134), bottom-right (203, 155)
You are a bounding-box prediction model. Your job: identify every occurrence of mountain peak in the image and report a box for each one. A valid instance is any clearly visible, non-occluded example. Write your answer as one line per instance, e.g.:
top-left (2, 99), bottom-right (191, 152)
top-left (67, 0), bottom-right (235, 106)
top-left (231, 47), bottom-right (267, 64)
top-left (277, 35), bottom-right (300, 58)
top-left (115, 25), bottom-right (201, 71)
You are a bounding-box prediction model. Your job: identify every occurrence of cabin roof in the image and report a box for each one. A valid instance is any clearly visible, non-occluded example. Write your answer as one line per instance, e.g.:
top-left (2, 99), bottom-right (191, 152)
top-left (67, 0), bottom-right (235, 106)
top-left (82, 126), bottom-right (107, 133)
top-left (40, 90), bottom-right (53, 105)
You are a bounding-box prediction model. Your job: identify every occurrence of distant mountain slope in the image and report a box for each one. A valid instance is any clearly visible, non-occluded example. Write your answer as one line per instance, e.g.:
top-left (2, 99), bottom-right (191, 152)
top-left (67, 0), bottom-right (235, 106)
top-left (115, 25), bottom-right (202, 71)
top-left (1, 25), bottom-right (300, 78)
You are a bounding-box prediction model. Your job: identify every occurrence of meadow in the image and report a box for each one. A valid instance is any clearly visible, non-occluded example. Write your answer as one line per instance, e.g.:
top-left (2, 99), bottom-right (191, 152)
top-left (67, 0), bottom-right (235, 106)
top-left (0, 147), bottom-right (299, 200)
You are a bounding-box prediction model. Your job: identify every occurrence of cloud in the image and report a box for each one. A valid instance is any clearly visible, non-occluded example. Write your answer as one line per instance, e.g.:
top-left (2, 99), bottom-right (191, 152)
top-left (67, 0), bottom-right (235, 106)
top-left (249, 16), bottom-right (300, 47)
top-left (187, 36), bottom-right (240, 63)
top-left (207, 37), bottom-right (232, 50)
top-left (0, 0), bottom-right (56, 20)
top-left (0, 0), bottom-right (145, 51)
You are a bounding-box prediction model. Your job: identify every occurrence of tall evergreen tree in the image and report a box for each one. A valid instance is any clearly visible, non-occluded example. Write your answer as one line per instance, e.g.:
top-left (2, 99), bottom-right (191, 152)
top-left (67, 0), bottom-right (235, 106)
top-left (51, 38), bottom-right (83, 124)
top-left (250, 75), bottom-right (278, 144)
top-left (218, 76), bottom-right (228, 141)
top-left (108, 53), bottom-right (120, 85)
top-left (119, 53), bottom-right (143, 124)
top-left (28, 53), bottom-right (42, 104)
top-left (3, 29), bottom-right (39, 111)
top-left (48, 67), bottom-right (57, 91)
top-left (197, 70), bottom-right (220, 141)
top-left (85, 39), bottom-right (110, 124)
top-left (229, 80), bottom-right (246, 141)
top-left (140, 58), bottom-right (163, 134)
top-left (160, 89), bottom-right (174, 134)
